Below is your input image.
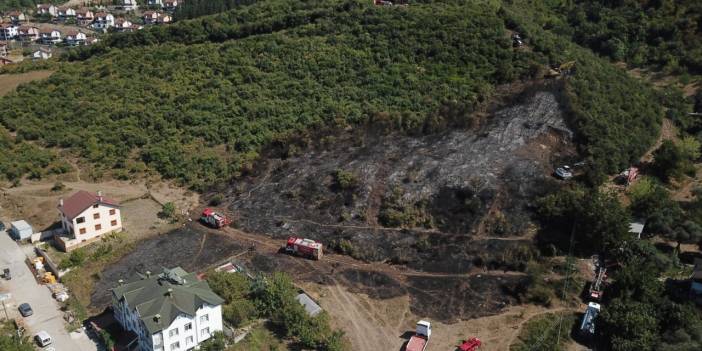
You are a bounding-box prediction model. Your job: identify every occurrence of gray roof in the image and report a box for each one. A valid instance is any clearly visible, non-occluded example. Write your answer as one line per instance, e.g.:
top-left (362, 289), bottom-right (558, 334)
top-left (295, 293), bottom-right (322, 317)
top-left (111, 267), bottom-right (224, 334)
top-left (10, 220), bottom-right (32, 231)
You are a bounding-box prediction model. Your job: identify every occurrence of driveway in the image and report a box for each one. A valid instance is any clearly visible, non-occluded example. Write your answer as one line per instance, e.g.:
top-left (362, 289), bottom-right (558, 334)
top-left (0, 232), bottom-right (97, 351)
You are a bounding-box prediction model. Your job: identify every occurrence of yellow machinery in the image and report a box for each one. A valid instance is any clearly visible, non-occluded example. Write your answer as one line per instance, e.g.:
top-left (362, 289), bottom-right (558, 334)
top-left (42, 272), bottom-right (56, 284)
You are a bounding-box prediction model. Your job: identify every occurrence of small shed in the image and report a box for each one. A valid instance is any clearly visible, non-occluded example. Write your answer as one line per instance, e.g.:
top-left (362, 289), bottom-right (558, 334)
top-left (295, 293), bottom-right (322, 317)
top-left (10, 220), bottom-right (33, 240)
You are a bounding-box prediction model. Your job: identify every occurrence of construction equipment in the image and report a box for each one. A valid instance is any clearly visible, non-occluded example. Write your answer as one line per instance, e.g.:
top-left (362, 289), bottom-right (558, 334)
top-left (589, 267), bottom-right (607, 301)
top-left (406, 320), bottom-right (431, 351)
top-left (200, 208), bottom-right (231, 229)
top-left (284, 237), bottom-right (323, 260)
top-left (458, 337), bottom-right (482, 351)
top-left (579, 302), bottom-right (600, 336)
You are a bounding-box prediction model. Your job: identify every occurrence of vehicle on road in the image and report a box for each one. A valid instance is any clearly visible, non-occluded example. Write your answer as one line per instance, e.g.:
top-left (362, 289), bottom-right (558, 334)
top-left (284, 236), bottom-right (323, 260)
top-left (554, 165), bottom-right (573, 180)
top-left (34, 330), bottom-right (52, 347)
top-left (3, 267), bottom-right (10, 280)
top-left (406, 320), bottom-right (431, 351)
top-left (580, 302), bottom-right (601, 336)
top-left (18, 303), bottom-right (33, 317)
top-left (458, 337), bottom-right (482, 351)
top-left (200, 208), bottom-right (231, 229)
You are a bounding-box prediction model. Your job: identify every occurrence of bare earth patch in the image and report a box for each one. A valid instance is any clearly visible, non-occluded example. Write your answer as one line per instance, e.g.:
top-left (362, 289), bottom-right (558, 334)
top-left (0, 70), bottom-right (54, 97)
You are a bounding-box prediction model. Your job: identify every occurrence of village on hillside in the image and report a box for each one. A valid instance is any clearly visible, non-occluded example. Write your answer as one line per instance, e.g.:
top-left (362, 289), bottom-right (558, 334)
top-left (0, 0), bottom-right (177, 65)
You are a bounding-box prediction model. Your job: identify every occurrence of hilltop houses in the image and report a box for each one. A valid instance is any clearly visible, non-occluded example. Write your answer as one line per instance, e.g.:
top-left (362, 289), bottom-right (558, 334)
top-left (76, 8), bottom-right (94, 26)
top-left (57, 7), bottom-right (77, 21)
top-left (0, 42), bottom-right (7, 57)
top-left (8, 11), bottom-right (27, 24)
top-left (32, 47), bottom-right (51, 60)
top-left (120, 0), bottom-right (139, 11)
top-left (143, 11), bottom-right (171, 25)
top-left (18, 26), bottom-right (39, 42)
top-left (92, 12), bottom-right (115, 31)
top-left (0, 23), bottom-right (18, 40)
top-left (147, 0), bottom-right (164, 7)
top-left (39, 27), bottom-right (61, 44)
top-left (111, 267), bottom-right (224, 351)
top-left (64, 30), bottom-right (86, 46)
top-left (36, 4), bottom-right (58, 17)
top-left (163, 0), bottom-right (181, 12)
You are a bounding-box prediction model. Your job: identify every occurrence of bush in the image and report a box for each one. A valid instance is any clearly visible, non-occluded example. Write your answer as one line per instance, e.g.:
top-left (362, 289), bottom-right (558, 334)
top-left (51, 181), bottom-right (65, 192)
top-left (59, 249), bottom-right (87, 269)
top-left (209, 194), bottom-right (223, 206)
top-left (159, 202), bottom-right (176, 220)
top-left (332, 170), bottom-right (357, 192)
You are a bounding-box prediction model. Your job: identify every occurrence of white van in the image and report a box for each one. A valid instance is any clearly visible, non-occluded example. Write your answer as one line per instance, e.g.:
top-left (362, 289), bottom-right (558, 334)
top-left (34, 330), bottom-right (52, 347)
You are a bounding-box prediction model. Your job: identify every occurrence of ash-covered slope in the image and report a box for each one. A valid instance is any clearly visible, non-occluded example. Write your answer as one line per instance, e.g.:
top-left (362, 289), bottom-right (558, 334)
top-left (225, 88), bottom-right (573, 272)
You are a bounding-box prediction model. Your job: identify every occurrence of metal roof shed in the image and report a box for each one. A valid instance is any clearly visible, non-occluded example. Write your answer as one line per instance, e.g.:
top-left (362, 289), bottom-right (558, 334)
top-left (295, 293), bottom-right (322, 317)
top-left (10, 220), bottom-right (33, 240)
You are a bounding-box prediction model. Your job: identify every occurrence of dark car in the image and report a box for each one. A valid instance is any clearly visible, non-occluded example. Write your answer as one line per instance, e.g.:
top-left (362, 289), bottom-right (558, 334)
top-left (0, 221), bottom-right (5, 231)
top-left (18, 303), bottom-right (33, 317)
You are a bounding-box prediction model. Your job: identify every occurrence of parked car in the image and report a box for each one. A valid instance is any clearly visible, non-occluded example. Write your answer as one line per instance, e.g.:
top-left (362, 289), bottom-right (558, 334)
top-left (555, 165), bottom-right (573, 180)
top-left (3, 268), bottom-right (10, 280)
top-left (0, 221), bottom-right (5, 231)
top-left (18, 303), bottom-right (33, 317)
top-left (34, 331), bottom-right (52, 347)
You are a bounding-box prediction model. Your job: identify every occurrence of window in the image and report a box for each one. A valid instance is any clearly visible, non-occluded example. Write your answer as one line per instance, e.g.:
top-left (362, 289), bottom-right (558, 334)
top-left (93, 213), bottom-right (100, 219)
top-left (185, 336), bottom-right (193, 345)
top-left (93, 204), bottom-right (99, 209)
top-left (79, 228), bottom-right (86, 235)
top-left (200, 314), bottom-right (209, 323)
top-left (111, 220), bottom-right (118, 227)
top-left (109, 209), bottom-right (116, 215)
top-left (200, 328), bottom-right (209, 337)
top-left (168, 328), bottom-right (179, 337)
top-left (76, 217), bottom-right (85, 224)
top-left (95, 224), bottom-right (102, 231)
top-left (170, 342), bottom-right (180, 350)
top-left (184, 323), bottom-right (192, 331)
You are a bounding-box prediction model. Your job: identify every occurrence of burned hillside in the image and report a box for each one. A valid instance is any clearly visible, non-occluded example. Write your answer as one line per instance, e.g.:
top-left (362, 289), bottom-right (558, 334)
top-left (224, 88), bottom-right (575, 272)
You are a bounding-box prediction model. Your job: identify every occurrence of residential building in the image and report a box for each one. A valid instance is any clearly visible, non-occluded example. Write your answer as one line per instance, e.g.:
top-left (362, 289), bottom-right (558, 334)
top-left (36, 4), bottom-right (58, 17)
top-left (121, 0), bottom-right (139, 11)
top-left (143, 11), bottom-right (171, 25)
top-left (55, 190), bottom-right (122, 252)
top-left (85, 37), bottom-right (99, 45)
top-left (0, 42), bottom-right (7, 57)
top-left (39, 27), bottom-right (61, 44)
top-left (76, 8), bottom-right (94, 26)
top-left (8, 11), bottom-right (27, 24)
top-left (57, 7), bottom-right (77, 20)
top-left (63, 30), bottom-right (86, 45)
top-left (163, 0), bottom-right (180, 12)
top-left (147, 0), bottom-right (164, 7)
top-left (0, 23), bottom-right (18, 41)
top-left (18, 26), bottom-right (39, 42)
top-left (92, 12), bottom-right (114, 30)
top-left (32, 47), bottom-right (51, 60)
top-left (113, 18), bottom-right (133, 32)
top-left (111, 267), bottom-right (224, 351)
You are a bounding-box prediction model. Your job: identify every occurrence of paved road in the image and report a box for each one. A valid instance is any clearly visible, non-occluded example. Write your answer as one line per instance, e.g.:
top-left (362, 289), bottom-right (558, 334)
top-left (0, 232), bottom-right (97, 351)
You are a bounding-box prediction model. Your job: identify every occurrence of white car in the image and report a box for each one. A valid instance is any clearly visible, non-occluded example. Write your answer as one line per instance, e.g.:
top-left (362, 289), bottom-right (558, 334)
top-left (34, 330), bottom-right (52, 347)
top-left (555, 166), bottom-right (573, 179)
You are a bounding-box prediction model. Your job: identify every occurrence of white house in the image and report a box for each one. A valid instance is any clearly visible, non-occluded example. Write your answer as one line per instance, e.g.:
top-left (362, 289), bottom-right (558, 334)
top-left (32, 47), bottom-right (51, 60)
top-left (111, 267), bottom-right (224, 351)
top-left (57, 7), bottom-right (77, 20)
top-left (0, 23), bottom-right (18, 40)
top-left (55, 190), bottom-right (122, 251)
top-left (39, 27), bottom-right (61, 44)
top-left (36, 4), bottom-right (58, 17)
top-left (113, 18), bottom-right (133, 32)
top-left (63, 30), bottom-right (86, 45)
top-left (121, 0), bottom-right (139, 11)
top-left (143, 11), bottom-right (171, 25)
top-left (92, 12), bottom-right (114, 30)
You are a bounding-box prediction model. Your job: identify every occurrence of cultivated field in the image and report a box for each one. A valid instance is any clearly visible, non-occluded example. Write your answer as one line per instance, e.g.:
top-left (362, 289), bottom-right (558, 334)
top-left (0, 70), bottom-right (54, 97)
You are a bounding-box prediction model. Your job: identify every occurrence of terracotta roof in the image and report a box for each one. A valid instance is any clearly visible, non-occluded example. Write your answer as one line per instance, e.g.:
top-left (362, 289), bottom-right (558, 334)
top-left (8, 11), bottom-right (23, 16)
top-left (59, 190), bottom-right (120, 220)
top-left (65, 29), bottom-right (80, 36)
top-left (39, 27), bottom-right (58, 34)
top-left (95, 11), bottom-right (110, 17)
top-left (37, 4), bottom-right (54, 9)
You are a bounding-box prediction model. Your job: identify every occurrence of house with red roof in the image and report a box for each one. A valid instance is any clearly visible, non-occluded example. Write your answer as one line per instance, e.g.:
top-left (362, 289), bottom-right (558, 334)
top-left (0, 42), bottom-right (7, 57)
top-left (8, 11), bottom-right (27, 24)
top-left (56, 190), bottom-right (122, 251)
top-left (36, 4), bottom-right (58, 17)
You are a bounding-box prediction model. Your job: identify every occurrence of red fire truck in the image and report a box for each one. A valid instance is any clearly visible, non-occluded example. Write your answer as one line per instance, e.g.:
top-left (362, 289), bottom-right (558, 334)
top-left (284, 237), bottom-right (323, 260)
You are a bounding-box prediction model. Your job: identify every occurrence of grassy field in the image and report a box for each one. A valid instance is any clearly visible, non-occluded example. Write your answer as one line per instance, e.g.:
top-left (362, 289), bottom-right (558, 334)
top-left (0, 70), bottom-right (54, 97)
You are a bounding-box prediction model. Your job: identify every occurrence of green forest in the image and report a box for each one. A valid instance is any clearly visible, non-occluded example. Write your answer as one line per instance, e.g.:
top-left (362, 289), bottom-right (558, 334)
top-left (0, 0), bottom-right (65, 12)
top-left (0, 0), bottom-right (664, 188)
